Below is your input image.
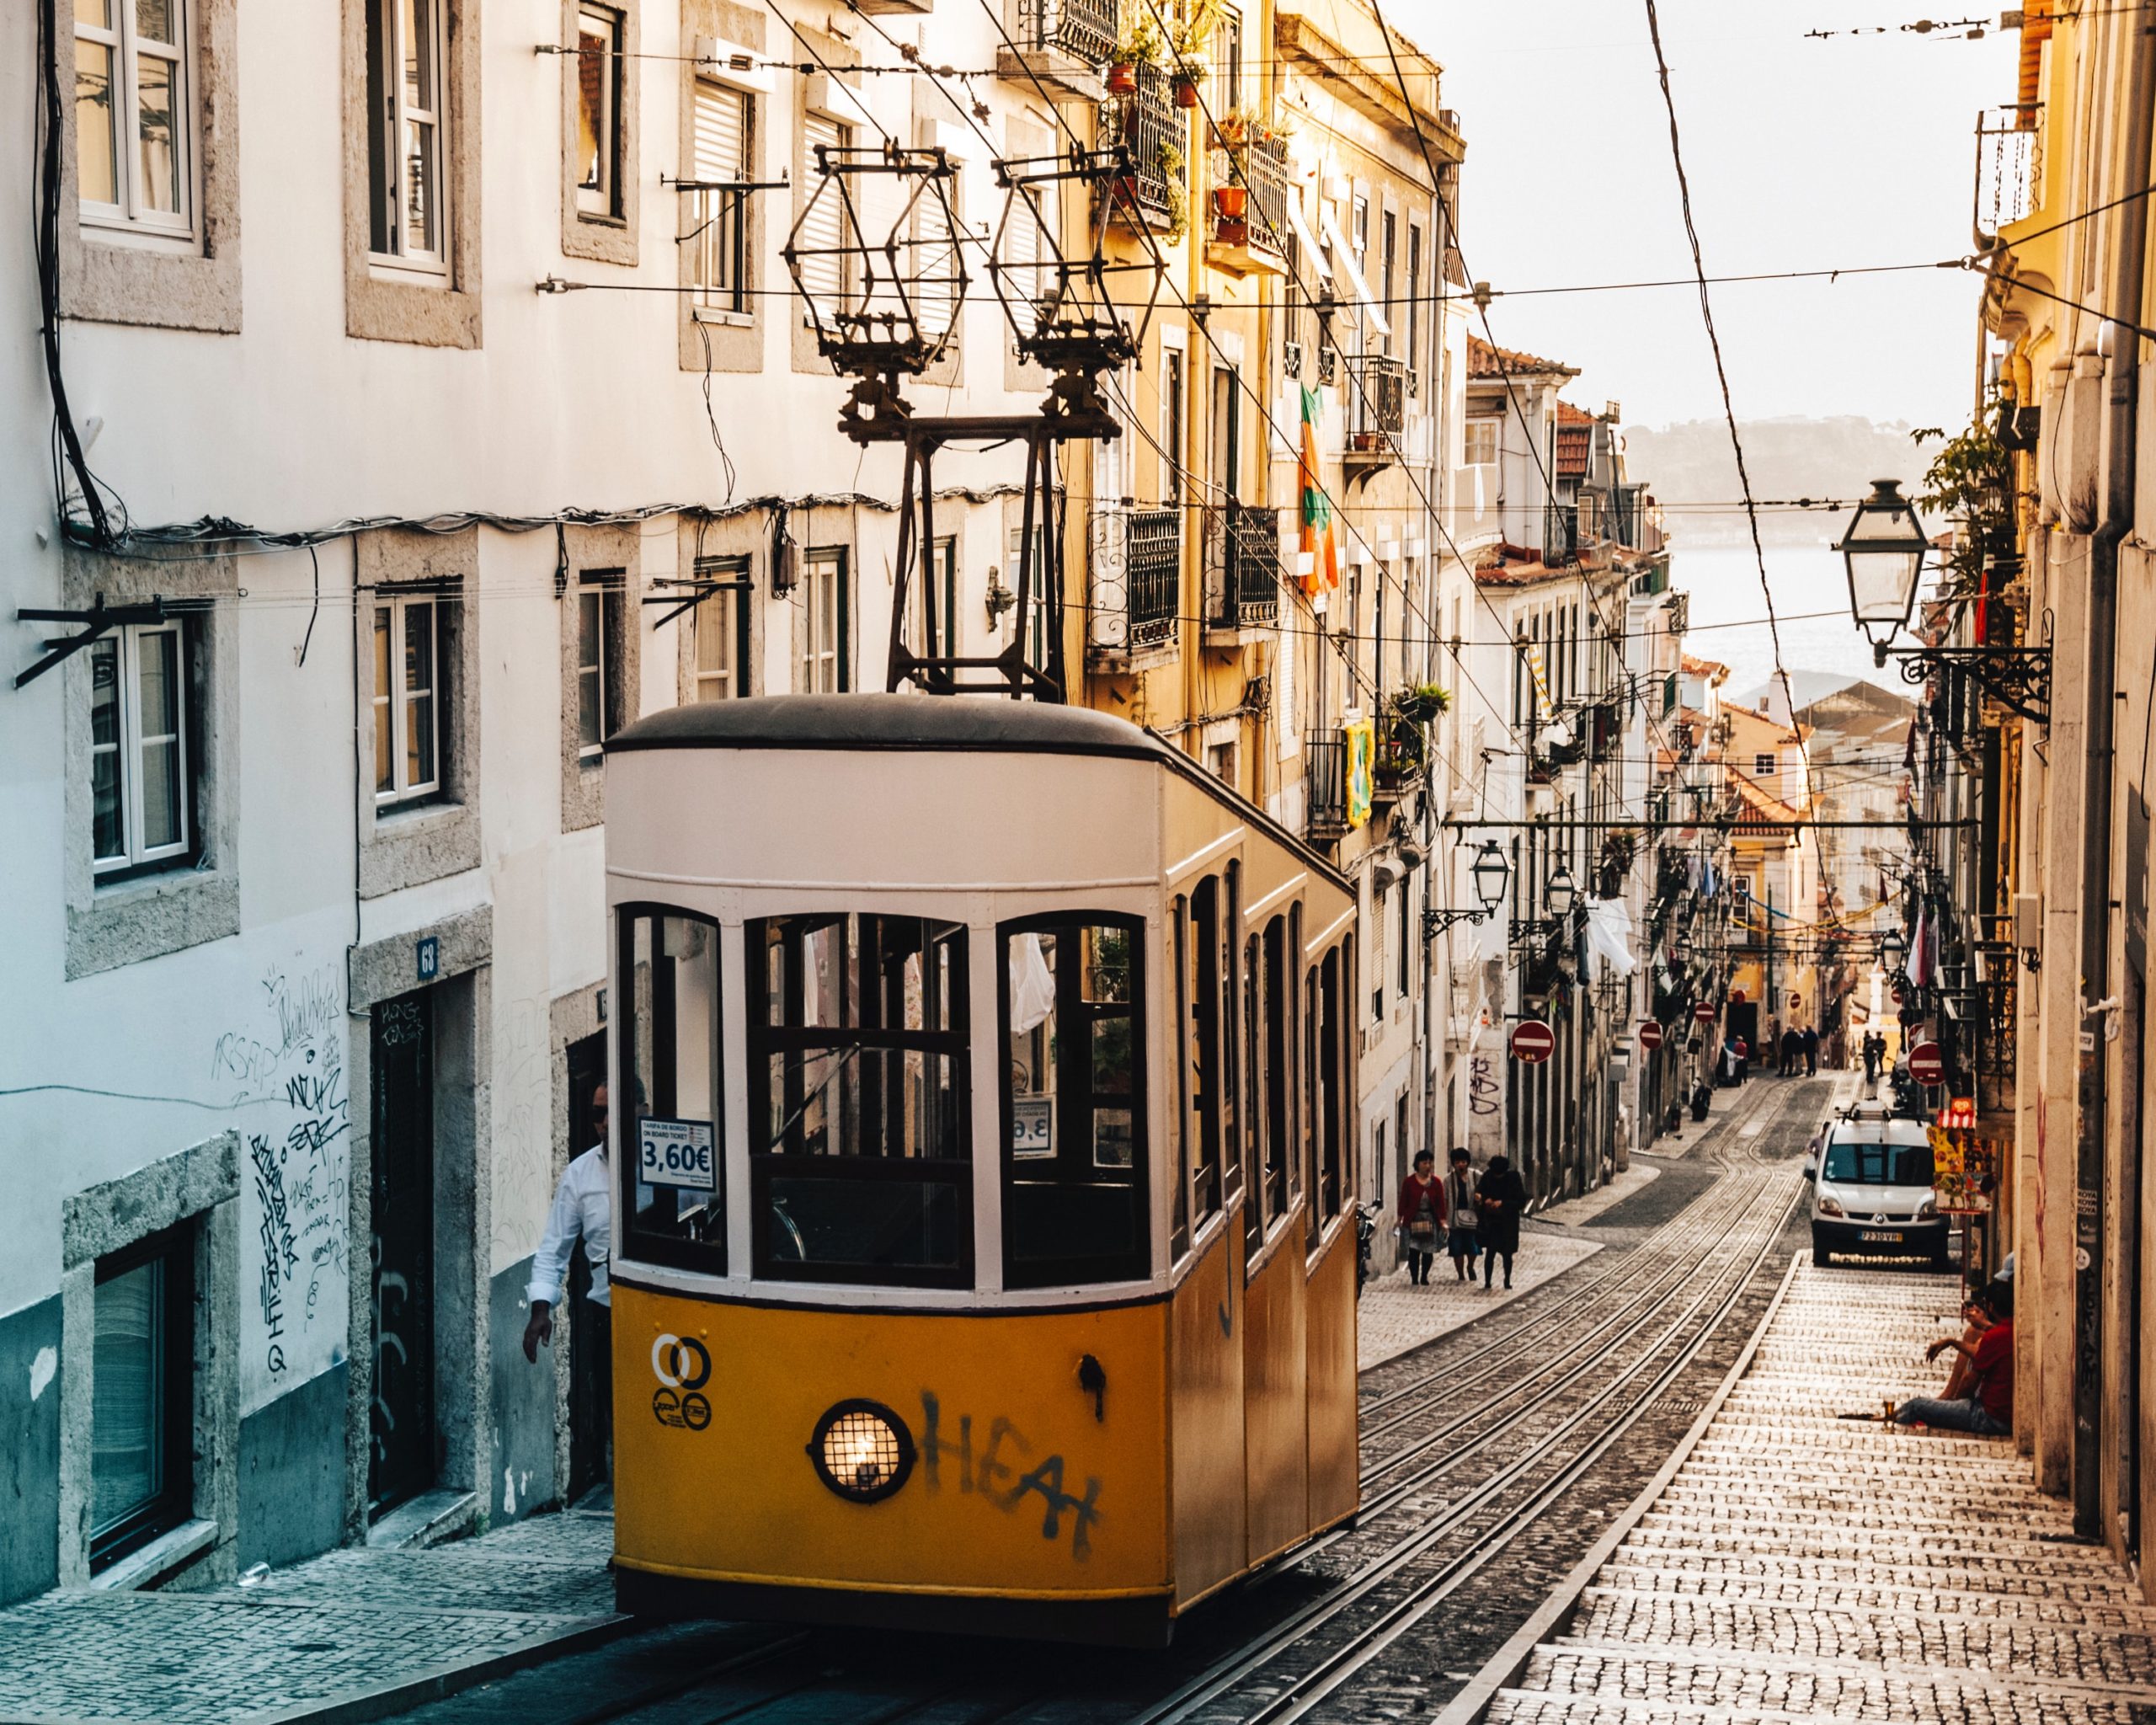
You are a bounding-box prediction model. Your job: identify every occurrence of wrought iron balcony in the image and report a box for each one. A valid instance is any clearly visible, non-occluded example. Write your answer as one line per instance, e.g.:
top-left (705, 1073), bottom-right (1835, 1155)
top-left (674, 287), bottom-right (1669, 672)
top-left (1086, 505), bottom-right (1181, 663)
top-left (1206, 131), bottom-right (1290, 272)
top-left (1305, 729), bottom-right (1348, 839)
top-left (1104, 64), bottom-right (1185, 232)
top-left (1203, 499), bottom-right (1280, 633)
top-left (996, 0), bottom-right (1116, 98)
top-left (1343, 353), bottom-right (1406, 466)
top-left (1973, 104), bottom-right (2042, 240)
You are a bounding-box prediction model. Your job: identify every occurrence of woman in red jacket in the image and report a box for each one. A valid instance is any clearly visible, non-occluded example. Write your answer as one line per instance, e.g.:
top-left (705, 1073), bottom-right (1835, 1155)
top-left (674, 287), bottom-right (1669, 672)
top-left (1397, 1149), bottom-right (1447, 1285)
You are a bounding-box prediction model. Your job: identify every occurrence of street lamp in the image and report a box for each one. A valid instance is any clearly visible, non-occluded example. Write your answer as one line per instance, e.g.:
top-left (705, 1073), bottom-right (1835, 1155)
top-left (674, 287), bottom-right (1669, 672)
top-left (1675, 932), bottom-right (1694, 965)
top-left (1880, 928), bottom-right (1908, 971)
top-left (1836, 477), bottom-right (2052, 722)
top-left (1423, 840), bottom-right (1513, 939)
top-left (1545, 864), bottom-right (1578, 920)
top-left (1836, 478), bottom-right (1930, 654)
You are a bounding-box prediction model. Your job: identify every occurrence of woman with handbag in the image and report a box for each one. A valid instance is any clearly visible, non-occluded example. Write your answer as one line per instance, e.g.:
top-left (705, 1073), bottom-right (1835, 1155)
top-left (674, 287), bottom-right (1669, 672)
top-left (1396, 1150), bottom-right (1446, 1285)
top-left (1444, 1148), bottom-right (1481, 1281)
top-left (1476, 1154), bottom-right (1528, 1290)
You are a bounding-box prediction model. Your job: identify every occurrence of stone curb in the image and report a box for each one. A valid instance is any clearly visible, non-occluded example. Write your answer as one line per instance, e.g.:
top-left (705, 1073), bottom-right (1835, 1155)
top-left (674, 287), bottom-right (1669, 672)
top-left (1431, 1249), bottom-right (1805, 1725)
top-left (237, 1612), bottom-right (636, 1725)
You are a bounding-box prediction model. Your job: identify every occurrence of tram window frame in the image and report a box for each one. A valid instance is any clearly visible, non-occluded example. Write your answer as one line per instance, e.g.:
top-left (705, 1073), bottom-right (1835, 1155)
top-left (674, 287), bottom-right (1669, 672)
top-left (617, 905), bottom-right (728, 1277)
top-left (1241, 930), bottom-right (1264, 1252)
top-left (1170, 896), bottom-right (1192, 1262)
top-left (746, 913), bottom-right (973, 1290)
top-left (1185, 876), bottom-right (1225, 1235)
top-left (1219, 865), bottom-right (1244, 1219)
top-left (1303, 961), bottom-right (1321, 1254)
top-left (1319, 945), bottom-right (1343, 1220)
top-left (1261, 916), bottom-right (1289, 1227)
top-left (998, 913), bottom-right (1150, 1289)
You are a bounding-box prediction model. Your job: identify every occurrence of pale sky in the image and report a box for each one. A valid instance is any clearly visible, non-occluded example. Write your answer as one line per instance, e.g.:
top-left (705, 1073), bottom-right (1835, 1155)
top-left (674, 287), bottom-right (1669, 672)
top-left (1396, 0), bottom-right (2018, 431)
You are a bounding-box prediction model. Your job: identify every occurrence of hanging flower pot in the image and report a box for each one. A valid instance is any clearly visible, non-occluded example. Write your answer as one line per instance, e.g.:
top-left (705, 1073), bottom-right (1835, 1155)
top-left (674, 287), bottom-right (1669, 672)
top-left (1213, 183), bottom-right (1246, 218)
top-left (1214, 216), bottom-right (1248, 247)
top-left (1107, 61), bottom-right (1139, 95)
top-left (1172, 72), bottom-right (1199, 108)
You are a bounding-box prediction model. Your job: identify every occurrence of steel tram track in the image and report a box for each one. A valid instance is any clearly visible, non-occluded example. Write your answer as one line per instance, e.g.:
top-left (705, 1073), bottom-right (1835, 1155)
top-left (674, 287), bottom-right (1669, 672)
top-left (1128, 1084), bottom-right (1817, 1725)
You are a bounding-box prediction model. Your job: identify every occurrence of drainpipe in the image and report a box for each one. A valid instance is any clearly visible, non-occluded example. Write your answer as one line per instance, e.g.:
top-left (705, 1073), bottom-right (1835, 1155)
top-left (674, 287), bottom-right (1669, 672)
top-left (2073, 13), bottom-right (2156, 1540)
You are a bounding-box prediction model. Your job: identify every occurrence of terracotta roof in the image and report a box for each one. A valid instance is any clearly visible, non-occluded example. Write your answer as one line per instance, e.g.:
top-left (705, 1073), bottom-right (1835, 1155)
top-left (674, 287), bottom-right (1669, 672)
top-left (1680, 653), bottom-right (1731, 681)
top-left (1473, 543), bottom-right (1572, 587)
top-left (1730, 769), bottom-right (1806, 827)
top-left (1556, 426), bottom-right (1591, 478)
top-left (1556, 401), bottom-right (1596, 425)
top-left (1465, 334), bottom-right (1578, 380)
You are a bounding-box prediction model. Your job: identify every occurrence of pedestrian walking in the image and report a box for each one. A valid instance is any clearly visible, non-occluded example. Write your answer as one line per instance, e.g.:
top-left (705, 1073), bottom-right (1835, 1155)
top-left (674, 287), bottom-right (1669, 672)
top-left (1476, 1154), bottom-right (1528, 1290)
top-left (1444, 1148), bottom-right (1481, 1281)
top-left (1802, 1025), bottom-right (1820, 1075)
top-left (1780, 1027), bottom-right (1801, 1076)
top-left (1396, 1150), bottom-right (1445, 1284)
top-left (524, 1085), bottom-right (615, 1466)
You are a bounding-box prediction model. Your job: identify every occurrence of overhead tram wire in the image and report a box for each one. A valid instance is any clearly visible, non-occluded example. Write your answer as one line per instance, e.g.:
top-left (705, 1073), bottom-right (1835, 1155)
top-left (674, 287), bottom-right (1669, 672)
top-left (909, 0), bottom-right (1560, 777)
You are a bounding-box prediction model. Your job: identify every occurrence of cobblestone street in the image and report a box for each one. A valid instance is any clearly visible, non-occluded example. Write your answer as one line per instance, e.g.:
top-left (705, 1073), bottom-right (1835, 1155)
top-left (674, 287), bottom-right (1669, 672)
top-left (1470, 1263), bottom-right (2156, 1724)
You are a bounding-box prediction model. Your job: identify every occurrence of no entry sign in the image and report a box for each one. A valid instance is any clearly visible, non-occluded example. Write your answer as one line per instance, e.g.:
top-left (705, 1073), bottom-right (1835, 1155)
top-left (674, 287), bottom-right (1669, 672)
top-left (1908, 1040), bottom-right (1946, 1085)
top-left (1638, 1021), bottom-right (1665, 1050)
top-left (1511, 1020), bottom-right (1557, 1065)
top-left (1694, 1002), bottom-right (1716, 1023)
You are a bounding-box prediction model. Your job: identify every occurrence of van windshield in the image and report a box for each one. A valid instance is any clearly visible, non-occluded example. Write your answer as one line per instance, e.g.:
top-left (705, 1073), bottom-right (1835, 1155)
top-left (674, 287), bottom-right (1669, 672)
top-left (1822, 1140), bottom-right (1934, 1186)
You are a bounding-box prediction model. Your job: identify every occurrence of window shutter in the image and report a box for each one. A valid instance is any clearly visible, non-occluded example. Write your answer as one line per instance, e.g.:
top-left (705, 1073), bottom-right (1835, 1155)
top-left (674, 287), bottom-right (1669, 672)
top-left (694, 82), bottom-right (747, 182)
top-left (797, 114), bottom-right (849, 309)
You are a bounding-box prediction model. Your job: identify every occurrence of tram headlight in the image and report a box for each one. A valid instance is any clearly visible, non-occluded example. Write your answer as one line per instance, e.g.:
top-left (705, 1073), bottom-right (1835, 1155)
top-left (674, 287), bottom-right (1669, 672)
top-left (807, 1399), bottom-right (917, 1503)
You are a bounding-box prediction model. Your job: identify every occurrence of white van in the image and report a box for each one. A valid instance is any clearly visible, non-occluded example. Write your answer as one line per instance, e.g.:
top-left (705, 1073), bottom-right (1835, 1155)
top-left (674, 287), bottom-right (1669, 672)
top-left (1806, 1104), bottom-right (1949, 1269)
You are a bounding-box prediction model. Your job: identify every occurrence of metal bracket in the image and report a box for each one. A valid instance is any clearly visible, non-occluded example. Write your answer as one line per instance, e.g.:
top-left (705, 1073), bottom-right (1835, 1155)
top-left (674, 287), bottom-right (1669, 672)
top-left (642, 574), bottom-right (754, 631)
top-left (14, 594), bottom-right (213, 690)
top-left (1422, 907), bottom-right (1490, 940)
top-left (1878, 610), bottom-right (2053, 724)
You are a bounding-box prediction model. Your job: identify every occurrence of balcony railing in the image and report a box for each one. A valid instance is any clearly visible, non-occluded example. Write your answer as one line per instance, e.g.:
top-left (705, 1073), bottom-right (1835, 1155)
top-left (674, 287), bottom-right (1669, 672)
top-left (1107, 64), bottom-right (1183, 228)
top-left (1011, 0), bottom-right (1116, 67)
top-left (1974, 104), bottom-right (2042, 238)
top-left (1344, 353), bottom-right (1406, 457)
top-left (1212, 131), bottom-right (1290, 256)
top-left (1305, 730), bottom-right (1348, 837)
top-left (1087, 505), bottom-right (1181, 658)
top-left (1203, 499), bottom-right (1280, 631)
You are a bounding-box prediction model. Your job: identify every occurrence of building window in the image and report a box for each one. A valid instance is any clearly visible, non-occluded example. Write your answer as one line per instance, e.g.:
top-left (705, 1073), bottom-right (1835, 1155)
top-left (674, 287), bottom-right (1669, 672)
top-left (365, 0), bottom-right (450, 270)
top-left (798, 549), bottom-right (848, 692)
top-left (578, 578), bottom-right (611, 756)
top-left (90, 1224), bottom-right (194, 1571)
top-left (1406, 223), bottom-right (1422, 374)
top-left (75, 0), bottom-right (189, 232)
top-left (691, 557), bottom-right (750, 700)
top-left (89, 621), bottom-right (193, 876)
top-left (1216, 7), bottom-right (1241, 113)
top-left (574, 8), bottom-right (622, 216)
top-left (1465, 419), bottom-right (1498, 467)
top-left (689, 80), bottom-right (752, 315)
top-left (373, 597), bottom-right (441, 804)
top-left (1210, 363), bottom-right (1241, 501)
top-left (1162, 346), bottom-right (1186, 505)
top-left (1380, 210), bottom-right (1396, 356)
top-left (1753, 752), bottom-right (1775, 779)
top-left (921, 536), bottom-right (958, 659)
top-left (795, 111), bottom-right (852, 321)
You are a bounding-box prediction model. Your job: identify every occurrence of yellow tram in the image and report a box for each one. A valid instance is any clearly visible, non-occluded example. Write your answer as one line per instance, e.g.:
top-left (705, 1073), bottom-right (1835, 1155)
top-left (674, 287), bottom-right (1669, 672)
top-left (603, 696), bottom-right (1359, 1643)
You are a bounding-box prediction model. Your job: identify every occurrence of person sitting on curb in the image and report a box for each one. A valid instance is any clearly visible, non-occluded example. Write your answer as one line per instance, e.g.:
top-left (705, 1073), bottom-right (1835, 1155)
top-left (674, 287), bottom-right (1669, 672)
top-left (1892, 1278), bottom-right (2014, 1435)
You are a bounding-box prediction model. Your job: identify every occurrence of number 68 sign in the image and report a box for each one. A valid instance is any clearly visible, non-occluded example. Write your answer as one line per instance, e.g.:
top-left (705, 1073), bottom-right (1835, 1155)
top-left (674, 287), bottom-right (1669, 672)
top-left (638, 1118), bottom-right (717, 1190)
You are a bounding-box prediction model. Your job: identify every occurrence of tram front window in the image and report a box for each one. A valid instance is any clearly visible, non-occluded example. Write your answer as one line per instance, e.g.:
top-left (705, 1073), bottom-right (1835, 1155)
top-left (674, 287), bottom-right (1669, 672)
top-left (620, 909), bottom-right (726, 1274)
top-left (749, 914), bottom-right (972, 1287)
top-left (1001, 917), bottom-right (1148, 1288)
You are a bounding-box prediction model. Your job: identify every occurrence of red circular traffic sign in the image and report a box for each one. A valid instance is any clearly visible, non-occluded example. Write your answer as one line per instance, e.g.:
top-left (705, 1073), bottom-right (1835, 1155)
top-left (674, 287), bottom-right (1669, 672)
top-left (1511, 1020), bottom-right (1556, 1065)
top-left (1694, 1002), bottom-right (1716, 1023)
top-left (1908, 1039), bottom-right (1945, 1085)
top-left (1638, 1021), bottom-right (1664, 1050)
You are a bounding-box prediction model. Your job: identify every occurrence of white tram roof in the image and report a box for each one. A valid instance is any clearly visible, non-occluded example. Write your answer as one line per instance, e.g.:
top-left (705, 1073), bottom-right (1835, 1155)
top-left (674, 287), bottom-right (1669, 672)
top-left (606, 695), bottom-right (1350, 903)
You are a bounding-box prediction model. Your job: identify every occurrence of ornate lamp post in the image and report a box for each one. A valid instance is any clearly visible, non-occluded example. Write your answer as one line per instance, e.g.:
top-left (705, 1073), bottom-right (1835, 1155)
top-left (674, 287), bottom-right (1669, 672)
top-left (1422, 840), bottom-right (1511, 937)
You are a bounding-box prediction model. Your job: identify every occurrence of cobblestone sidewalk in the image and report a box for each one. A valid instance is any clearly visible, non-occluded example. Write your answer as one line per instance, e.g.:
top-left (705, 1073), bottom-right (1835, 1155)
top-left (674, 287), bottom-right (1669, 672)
top-left (1358, 1234), bottom-right (1605, 1370)
top-left (1470, 1261), bottom-right (2156, 1723)
top-left (0, 1503), bottom-right (622, 1725)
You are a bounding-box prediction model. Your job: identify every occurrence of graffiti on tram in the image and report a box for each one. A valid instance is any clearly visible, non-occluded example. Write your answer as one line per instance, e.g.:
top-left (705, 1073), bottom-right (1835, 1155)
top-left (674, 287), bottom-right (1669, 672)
top-left (918, 1391), bottom-right (1102, 1558)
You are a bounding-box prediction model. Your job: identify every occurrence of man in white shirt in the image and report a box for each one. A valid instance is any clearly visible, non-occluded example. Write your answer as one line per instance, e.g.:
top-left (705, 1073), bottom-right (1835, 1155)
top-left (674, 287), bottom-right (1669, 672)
top-left (523, 1086), bottom-right (612, 1391)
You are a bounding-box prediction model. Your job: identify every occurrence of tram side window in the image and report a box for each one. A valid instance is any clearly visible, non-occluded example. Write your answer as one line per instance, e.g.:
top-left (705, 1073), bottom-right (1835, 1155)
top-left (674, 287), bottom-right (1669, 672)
top-left (1187, 877), bottom-right (1224, 1233)
top-left (620, 909), bottom-right (725, 1274)
top-left (1219, 866), bottom-right (1243, 1215)
top-left (1170, 900), bottom-right (1191, 1262)
top-left (1262, 916), bottom-right (1289, 1226)
top-left (1242, 932), bottom-right (1263, 1251)
top-left (748, 914), bottom-right (971, 1287)
top-left (1001, 916), bottom-right (1149, 1288)
top-left (1303, 963), bottom-right (1321, 1253)
top-left (1320, 946), bottom-right (1343, 1219)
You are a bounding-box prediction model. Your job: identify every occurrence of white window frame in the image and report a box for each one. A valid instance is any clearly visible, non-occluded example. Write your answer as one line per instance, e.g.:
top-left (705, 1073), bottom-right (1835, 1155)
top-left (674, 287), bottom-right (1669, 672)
top-left (798, 550), bottom-right (848, 693)
top-left (689, 77), bottom-right (754, 319)
top-left (1464, 419), bottom-right (1499, 467)
top-left (90, 621), bottom-right (192, 875)
top-left (367, 0), bottom-right (451, 275)
top-left (575, 5), bottom-right (622, 217)
top-left (1753, 752), bottom-right (1775, 779)
top-left (796, 110), bottom-right (853, 328)
top-left (374, 596), bottom-right (442, 805)
top-left (75, 0), bottom-right (193, 237)
top-left (692, 556), bottom-right (750, 700)
top-left (578, 583), bottom-right (608, 756)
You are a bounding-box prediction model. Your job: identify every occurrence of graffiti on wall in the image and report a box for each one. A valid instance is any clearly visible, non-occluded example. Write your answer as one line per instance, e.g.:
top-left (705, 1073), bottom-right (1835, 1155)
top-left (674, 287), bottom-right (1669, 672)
top-left (213, 963), bottom-right (351, 1406)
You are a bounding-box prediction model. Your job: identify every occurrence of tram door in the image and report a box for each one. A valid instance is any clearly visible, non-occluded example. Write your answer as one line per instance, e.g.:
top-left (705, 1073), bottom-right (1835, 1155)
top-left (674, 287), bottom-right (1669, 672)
top-left (564, 1031), bottom-right (611, 1504)
top-left (370, 989), bottom-right (436, 1515)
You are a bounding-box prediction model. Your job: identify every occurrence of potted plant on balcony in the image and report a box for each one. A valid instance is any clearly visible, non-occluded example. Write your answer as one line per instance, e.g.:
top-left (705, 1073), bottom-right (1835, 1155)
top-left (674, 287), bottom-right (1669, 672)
top-left (1105, 13), bottom-right (1163, 96)
top-left (1160, 139), bottom-right (1187, 241)
top-left (1392, 681), bottom-right (1450, 724)
top-left (1213, 181), bottom-right (1247, 219)
top-left (1168, 0), bottom-right (1217, 106)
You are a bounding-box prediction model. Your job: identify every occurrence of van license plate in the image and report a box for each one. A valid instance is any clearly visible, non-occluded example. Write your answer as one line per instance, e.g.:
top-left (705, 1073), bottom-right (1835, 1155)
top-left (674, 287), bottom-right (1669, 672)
top-left (1860, 1230), bottom-right (1903, 1243)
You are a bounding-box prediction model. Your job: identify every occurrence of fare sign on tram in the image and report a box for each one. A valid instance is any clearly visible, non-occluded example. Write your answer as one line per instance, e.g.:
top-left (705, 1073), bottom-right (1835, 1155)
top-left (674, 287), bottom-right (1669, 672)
top-left (1510, 1020), bottom-right (1556, 1065)
top-left (639, 1118), bottom-right (717, 1190)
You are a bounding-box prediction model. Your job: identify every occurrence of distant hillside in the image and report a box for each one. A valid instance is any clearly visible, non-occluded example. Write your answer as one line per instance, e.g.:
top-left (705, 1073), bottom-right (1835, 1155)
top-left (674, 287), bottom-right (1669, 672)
top-left (1624, 417), bottom-right (1929, 546)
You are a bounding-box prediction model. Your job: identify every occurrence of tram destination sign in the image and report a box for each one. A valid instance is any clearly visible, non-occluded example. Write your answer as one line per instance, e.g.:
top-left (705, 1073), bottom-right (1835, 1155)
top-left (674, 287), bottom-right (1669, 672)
top-left (638, 1118), bottom-right (717, 1190)
top-left (1510, 1020), bottom-right (1556, 1065)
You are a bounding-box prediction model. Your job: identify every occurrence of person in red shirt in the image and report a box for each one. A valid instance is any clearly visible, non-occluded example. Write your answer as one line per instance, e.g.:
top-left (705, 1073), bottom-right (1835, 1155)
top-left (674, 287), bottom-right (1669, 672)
top-left (1894, 1279), bottom-right (2014, 1434)
top-left (1396, 1150), bottom-right (1447, 1285)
